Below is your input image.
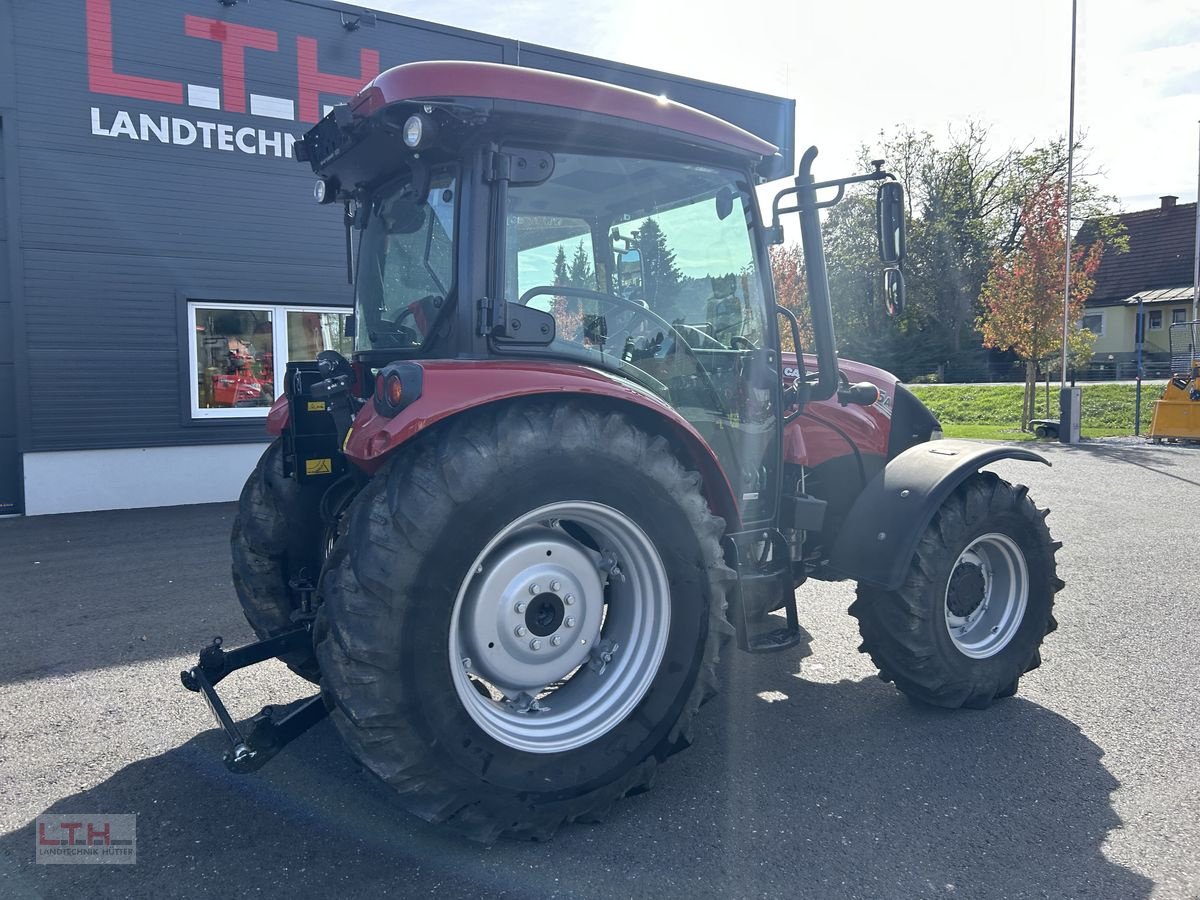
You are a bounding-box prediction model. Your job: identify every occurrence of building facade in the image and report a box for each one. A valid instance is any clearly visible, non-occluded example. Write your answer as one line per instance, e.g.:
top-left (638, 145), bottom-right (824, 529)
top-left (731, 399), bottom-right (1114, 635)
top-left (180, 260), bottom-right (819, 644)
top-left (0, 0), bottom-right (794, 515)
top-left (1081, 195), bottom-right (1197, 373)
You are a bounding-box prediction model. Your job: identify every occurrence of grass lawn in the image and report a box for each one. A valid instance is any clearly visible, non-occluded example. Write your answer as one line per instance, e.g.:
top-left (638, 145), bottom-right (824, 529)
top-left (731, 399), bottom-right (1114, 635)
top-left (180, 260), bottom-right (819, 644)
top-left (907, 382), bottom-right (1162, 441)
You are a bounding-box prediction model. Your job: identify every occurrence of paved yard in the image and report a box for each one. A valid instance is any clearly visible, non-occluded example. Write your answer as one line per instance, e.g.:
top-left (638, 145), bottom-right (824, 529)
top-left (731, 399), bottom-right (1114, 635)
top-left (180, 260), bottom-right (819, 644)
top-left (1, 441), bottom-right (1198, 899)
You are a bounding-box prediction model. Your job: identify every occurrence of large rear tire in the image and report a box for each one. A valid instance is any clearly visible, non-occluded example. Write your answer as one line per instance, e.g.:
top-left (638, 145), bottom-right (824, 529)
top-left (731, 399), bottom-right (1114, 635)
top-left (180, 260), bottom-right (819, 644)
top-left (850, 471), bottom-right (1062, 709)
top-left (315, 402), bottom-right (734, 841)
top-left (231, 439), bottom-right (322, 682)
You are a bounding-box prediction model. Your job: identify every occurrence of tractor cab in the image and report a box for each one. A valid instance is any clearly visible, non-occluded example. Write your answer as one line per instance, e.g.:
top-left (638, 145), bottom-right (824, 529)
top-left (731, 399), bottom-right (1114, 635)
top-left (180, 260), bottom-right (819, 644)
top-left (297, 61), bottom-right (898, 528)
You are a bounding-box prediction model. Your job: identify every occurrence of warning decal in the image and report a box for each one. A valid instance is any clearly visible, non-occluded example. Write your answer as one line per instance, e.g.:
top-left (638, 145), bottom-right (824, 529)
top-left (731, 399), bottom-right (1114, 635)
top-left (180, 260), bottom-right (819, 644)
top-left (305, 458), bottom-right (333, 475)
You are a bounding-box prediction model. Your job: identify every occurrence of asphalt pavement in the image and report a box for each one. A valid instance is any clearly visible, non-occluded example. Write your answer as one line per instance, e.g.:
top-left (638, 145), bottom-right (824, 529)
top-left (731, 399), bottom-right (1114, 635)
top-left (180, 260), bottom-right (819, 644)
top-left (1, 440), bottom-right (1198, 899)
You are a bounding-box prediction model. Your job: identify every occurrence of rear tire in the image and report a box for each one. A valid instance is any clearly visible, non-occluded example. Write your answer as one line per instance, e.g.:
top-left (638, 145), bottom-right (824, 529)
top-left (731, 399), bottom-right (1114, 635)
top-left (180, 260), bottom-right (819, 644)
top-left (850, 471), bottom-right (1062, 709)
top-left (231, 439), bottom-right (322, 682)
top-left (315, 402), bottom-right (734, 841)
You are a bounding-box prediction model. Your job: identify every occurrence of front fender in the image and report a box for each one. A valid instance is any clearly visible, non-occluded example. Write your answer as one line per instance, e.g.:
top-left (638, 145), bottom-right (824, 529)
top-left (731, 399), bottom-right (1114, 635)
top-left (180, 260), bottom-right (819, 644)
top-left (342, 360), bottom-right (741, 527)
top-left (827, 439), bottom-right (1050, 590)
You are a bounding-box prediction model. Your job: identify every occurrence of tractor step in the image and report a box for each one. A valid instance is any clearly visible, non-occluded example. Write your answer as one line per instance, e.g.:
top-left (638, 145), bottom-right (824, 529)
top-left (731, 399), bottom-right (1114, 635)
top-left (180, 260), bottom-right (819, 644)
top-left (723, 530), bottom-right (804, 654)
top-left (181, 627), bottom-right (328, 773)
top-left (742, 611), bottom-right (805, 653)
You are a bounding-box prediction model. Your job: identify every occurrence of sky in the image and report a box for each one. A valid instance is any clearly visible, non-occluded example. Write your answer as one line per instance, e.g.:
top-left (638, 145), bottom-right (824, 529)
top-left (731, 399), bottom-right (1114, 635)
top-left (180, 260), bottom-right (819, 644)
top-left (363, 0), bottom-right (1200, 213)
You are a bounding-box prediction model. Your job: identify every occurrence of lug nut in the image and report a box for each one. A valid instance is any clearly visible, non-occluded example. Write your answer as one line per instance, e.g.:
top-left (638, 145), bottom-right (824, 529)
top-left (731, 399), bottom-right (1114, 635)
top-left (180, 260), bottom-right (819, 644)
top-left (515, 600), bottom-right (527, 614)
top-left (462, 657), bottom-right (472, 669)
top-left (530, 639), bottom-right (542, 651)
top-left (529, 584), bottom-right (541, 595)
top-left (515, 625), bottom-right (527, 637)
top-left (564, 616), bottom-right (576, 628)
top-left (550, 580), bottom-right (561, 592)
top-left (564, 594), bottom-right (575, 605)
top-left (550, 636), bottom-right (562, 647)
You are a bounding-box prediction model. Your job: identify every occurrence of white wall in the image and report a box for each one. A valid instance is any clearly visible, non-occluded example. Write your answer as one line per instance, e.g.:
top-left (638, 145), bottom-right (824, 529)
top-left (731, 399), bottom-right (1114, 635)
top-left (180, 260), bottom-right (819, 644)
top-left (22, 443), bottom-right (271, 515)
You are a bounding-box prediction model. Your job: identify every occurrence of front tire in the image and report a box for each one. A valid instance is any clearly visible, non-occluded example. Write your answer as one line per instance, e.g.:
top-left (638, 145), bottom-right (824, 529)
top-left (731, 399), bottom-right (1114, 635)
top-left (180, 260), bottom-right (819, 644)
top-left (315, 402), bottom-right (734, 841)
top-left (850, 471), bottom-right (1062, 709)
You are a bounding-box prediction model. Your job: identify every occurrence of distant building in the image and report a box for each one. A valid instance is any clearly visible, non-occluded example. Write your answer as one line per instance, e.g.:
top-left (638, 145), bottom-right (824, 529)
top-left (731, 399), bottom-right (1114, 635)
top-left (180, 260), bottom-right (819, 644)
top-left (1078, 195), bottom-right (1196, 371)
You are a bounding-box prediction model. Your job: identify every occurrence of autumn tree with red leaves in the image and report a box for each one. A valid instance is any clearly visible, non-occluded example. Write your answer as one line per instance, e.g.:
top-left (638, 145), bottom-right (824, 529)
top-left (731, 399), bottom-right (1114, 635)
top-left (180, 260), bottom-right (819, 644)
top-left (769, 243), bottom-right (812, 354)
top-left (977, 181), bottom-right (1105, 430)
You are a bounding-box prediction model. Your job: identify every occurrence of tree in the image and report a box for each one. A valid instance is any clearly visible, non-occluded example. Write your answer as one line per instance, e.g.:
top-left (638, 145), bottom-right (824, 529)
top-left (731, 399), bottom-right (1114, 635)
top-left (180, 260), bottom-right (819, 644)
top-left (814, 124), bottom-right (1119, 381)
top-left (977, 180), bottom-right (1106, 430)
top-left (567, 239), bottom-right (593, 289)
top-left (768, 243), bottom-right (811, 353)
top-left (636, 218), bottom-right (682, 305)
top-left (552, 245), bottom-right (569, 286)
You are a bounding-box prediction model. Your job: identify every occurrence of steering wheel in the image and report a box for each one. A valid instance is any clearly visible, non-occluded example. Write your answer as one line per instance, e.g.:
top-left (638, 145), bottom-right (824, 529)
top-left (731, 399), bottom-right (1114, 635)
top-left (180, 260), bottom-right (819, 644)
top-left (518, 286), bottom-right (659, 342)
top-left (369, 294), bottom-right (443, 348)
top-left (673, 322), bottom-right (729, 351)
top-left (730, 335), bottom-right (758, 351)
top-left (517, 285), bottom-right (726, 408)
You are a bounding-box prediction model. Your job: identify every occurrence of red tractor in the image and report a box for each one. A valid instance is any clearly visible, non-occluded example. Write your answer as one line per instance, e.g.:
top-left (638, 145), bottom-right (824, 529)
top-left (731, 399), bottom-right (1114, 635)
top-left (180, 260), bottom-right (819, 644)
top-left (183, 62), bottom-right (1062, 841)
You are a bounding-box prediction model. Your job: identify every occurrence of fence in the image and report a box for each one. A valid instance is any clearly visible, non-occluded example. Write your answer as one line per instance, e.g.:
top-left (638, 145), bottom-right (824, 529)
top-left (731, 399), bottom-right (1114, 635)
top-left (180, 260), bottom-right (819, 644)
top-left (912, 358), bottom-right (1173, 385)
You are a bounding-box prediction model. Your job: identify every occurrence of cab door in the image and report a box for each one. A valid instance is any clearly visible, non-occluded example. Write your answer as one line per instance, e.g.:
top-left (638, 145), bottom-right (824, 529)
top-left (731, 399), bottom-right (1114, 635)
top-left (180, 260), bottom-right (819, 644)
top-left (497, 150), bottom-right (782, 527)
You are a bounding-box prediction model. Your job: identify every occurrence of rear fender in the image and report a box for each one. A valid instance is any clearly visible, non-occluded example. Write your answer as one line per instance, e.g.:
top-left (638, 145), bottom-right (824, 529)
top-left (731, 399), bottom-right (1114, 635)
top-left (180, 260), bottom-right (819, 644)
top-left (827, 440), bottom-right (1049, 590)
top-left (266, 395), bottom-right (289, 436)
top-left (342, 360), bottom-right (740, 527)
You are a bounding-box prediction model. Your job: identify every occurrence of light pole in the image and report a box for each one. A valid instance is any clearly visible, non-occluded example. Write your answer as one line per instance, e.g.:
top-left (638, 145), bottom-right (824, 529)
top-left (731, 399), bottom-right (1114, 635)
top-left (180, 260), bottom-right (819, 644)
top-left (1060, 0), bottom-right (1077, 389)
top-left (1193, 121), bottom-right (1199, 321)
top-left (1058, 0), bottom-right (1082, 443)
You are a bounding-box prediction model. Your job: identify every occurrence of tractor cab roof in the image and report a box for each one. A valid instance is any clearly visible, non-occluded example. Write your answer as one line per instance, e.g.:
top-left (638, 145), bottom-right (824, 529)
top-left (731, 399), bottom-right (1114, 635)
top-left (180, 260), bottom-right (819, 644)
top-left (351, 61), bottom-right (779, 160)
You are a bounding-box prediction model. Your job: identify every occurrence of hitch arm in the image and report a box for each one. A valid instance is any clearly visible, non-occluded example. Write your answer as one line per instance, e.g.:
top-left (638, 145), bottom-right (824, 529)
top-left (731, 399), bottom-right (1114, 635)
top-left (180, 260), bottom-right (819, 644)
top-left (181, 627), bottom-right (329, 773)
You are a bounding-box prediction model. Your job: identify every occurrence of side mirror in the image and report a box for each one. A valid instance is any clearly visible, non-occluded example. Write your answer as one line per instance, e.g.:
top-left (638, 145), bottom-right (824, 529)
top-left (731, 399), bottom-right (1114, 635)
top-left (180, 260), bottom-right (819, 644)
top-left (616, 247), bottom-right (644, 297)
top-left (882, 267), bottom-right (906, 317)
top-left (876, 181), bottom-right (906, 264)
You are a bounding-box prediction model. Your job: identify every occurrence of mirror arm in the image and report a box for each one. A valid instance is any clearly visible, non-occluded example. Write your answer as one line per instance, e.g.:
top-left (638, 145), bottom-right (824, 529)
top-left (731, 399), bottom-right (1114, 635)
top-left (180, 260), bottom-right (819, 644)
top-left (770, 169), bottom-right (895, 233)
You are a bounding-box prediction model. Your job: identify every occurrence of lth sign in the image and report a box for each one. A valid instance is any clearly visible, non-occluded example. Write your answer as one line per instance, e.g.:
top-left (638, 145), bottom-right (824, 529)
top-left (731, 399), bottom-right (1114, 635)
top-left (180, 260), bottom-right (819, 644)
top-left (85, 0), bottom-right (380, 124)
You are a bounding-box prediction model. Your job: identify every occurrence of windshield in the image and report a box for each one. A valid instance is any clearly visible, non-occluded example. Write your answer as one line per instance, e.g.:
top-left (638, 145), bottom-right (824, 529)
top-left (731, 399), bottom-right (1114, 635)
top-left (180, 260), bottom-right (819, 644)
top-left (355, 170), bottom-right (457, 352)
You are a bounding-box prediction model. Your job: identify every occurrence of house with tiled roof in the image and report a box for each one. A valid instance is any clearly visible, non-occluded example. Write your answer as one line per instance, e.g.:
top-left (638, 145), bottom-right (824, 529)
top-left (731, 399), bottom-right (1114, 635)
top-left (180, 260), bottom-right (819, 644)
top-left (1078, 195), bottom-right (1196, 370)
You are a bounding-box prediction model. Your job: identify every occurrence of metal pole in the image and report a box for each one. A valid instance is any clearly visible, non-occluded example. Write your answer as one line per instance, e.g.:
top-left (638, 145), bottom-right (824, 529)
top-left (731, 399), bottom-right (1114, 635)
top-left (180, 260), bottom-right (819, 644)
top-left (1135, 296), bottom-right (1143, 435)
top-left (1193, 120), bottom-right (1199, 320)
top-left (1060, 0), bottom-right (1078, 388)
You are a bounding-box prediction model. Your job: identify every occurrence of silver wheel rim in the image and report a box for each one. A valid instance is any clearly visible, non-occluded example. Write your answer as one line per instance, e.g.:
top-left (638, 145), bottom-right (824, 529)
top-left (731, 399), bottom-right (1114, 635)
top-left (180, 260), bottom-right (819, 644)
top-left (943, 532), bottom-right (1029, 659)
top-left (449, 501), bottom-right (670, 754)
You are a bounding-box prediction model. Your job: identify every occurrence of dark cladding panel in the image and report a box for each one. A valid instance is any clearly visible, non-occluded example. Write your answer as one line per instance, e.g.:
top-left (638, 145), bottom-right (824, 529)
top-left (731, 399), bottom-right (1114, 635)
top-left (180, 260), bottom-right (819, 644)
top-left (10, 0), bottom-right (506, 452)
top-left (0, 438), bottom-right (19, 514)
top-left (0, 302), bottom-right (12, 365)
top-left (0, 365), bottom-right (14, 433)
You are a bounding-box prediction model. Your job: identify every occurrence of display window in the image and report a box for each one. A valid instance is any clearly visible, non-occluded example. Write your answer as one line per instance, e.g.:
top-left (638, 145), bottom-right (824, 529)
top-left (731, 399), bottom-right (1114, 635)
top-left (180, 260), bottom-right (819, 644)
top-left (188, 302), bottom-right (351, 419)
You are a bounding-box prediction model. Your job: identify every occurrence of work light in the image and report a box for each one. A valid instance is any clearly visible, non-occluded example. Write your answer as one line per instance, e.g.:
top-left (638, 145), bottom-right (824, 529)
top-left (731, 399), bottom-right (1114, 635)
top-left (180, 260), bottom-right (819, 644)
top-left (402, 113), bottom-right (436, 149)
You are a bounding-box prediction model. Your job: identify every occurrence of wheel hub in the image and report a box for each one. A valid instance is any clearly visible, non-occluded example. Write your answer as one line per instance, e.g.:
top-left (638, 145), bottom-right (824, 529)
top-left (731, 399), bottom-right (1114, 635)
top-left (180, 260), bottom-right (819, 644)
top-left (458, 529), bottom-right (603, 696)
top-left (527, 592), bottom-right (565, 636)
top-left (946, 560), bottom-right (987, 617)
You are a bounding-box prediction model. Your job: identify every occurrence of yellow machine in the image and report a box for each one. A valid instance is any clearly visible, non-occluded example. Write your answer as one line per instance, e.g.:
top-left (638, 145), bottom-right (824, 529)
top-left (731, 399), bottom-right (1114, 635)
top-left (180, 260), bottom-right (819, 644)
top-left (1150, 320), bottom-right (1200, 443)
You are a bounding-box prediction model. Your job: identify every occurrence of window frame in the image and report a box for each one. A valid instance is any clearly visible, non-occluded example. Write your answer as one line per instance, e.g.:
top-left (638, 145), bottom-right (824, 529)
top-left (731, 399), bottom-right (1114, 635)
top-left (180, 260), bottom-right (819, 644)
top-left (185, 299), bottom-right (352, 421)
top-left (1172, 308), bottom-right (1188, 326)
top-left (1081, 311), bottom-right (1104, 337)
top-left (1148, 309), bottom-right (1163, 330)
